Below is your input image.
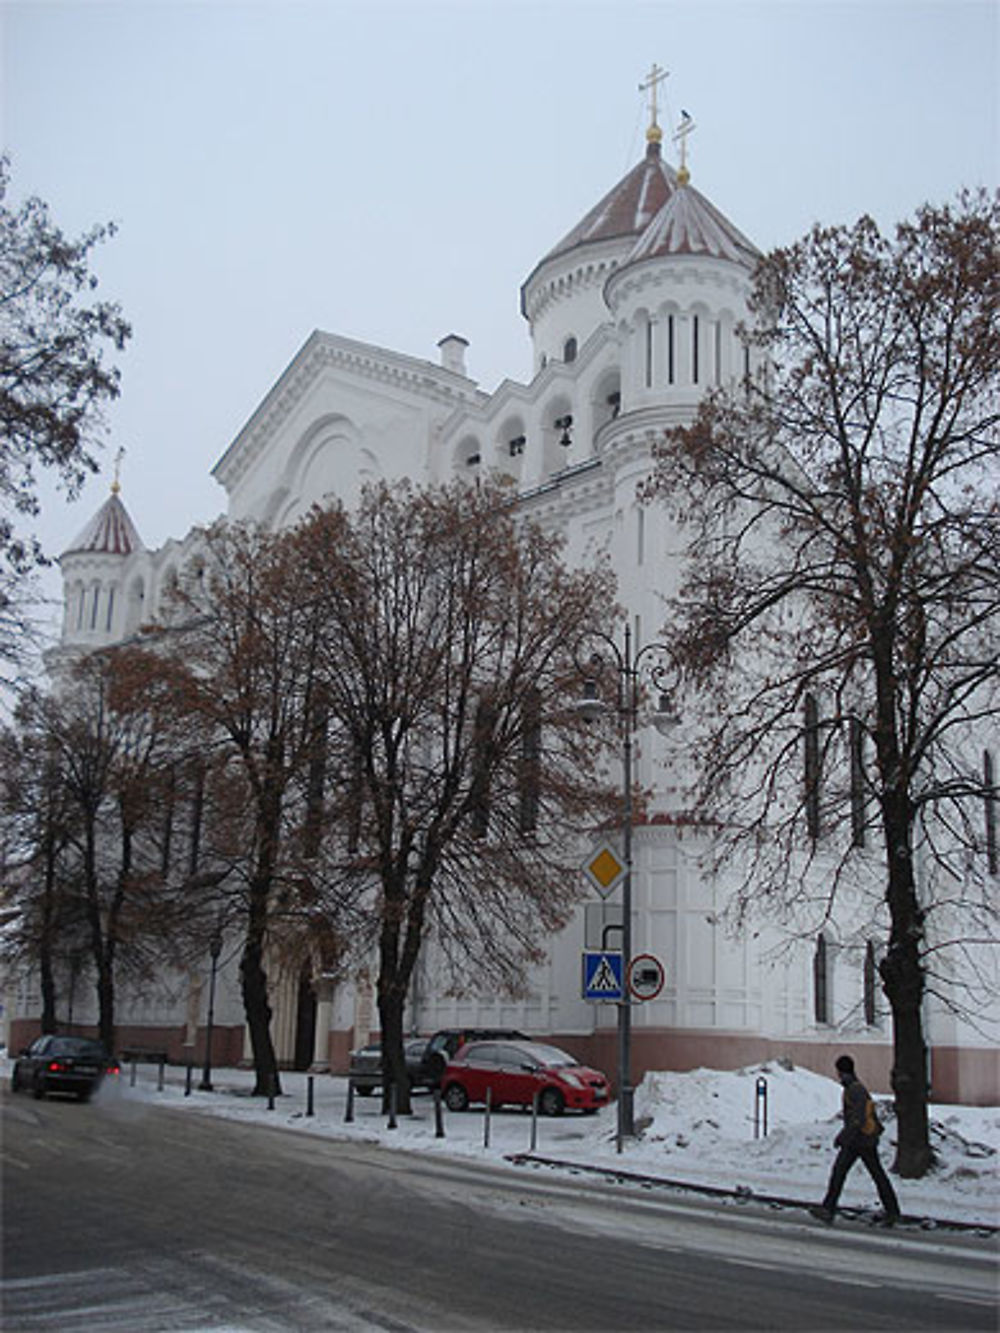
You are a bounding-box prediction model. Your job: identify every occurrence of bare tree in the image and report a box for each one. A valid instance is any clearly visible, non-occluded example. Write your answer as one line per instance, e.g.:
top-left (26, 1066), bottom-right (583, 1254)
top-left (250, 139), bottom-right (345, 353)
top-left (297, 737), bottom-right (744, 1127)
top-left (6, 648), bottom-right (186, 1048)
top-left (0, 706), bottom-right (82, 1033)
top-left (155, 521), bottom-right (327, 1097)
top-left (644, 191), bottom-right (1000, 1177)
top-left (294, 480), bottom-right (619, 1112)
top-left (0, 156), bottom-right (130, 674)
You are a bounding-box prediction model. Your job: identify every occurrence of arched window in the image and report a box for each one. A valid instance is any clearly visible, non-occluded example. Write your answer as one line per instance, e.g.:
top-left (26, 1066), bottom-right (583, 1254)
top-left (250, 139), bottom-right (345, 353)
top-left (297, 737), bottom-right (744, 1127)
top-left (563, 335), bottom-right (577, 363)
top-left (864, 942), bottom-right (878, 1026)
top-left (813, 932), bottom-right (830, 1024)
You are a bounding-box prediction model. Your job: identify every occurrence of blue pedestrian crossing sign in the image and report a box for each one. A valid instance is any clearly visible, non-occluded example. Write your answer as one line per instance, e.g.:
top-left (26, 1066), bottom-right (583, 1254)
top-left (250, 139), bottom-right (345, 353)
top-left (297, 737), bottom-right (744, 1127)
top-left (582, 950), bottom-right (624, 1002)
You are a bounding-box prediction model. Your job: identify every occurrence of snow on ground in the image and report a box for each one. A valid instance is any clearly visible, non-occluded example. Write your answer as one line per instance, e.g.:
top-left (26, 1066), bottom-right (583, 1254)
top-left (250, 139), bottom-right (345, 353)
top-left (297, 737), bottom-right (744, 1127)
top-left (31, 1055), bottom-right (993, 1230)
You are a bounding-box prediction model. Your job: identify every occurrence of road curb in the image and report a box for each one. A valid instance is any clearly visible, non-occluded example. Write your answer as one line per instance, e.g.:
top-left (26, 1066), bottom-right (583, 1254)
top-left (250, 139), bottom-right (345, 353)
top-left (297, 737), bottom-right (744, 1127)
top-left (505, 1152), bottom-right (997, 1236)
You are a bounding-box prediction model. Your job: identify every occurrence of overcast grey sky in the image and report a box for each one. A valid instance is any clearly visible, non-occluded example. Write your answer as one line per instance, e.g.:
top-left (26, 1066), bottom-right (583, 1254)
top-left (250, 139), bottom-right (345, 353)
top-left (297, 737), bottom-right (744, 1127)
top-left (2, 0), bottom-right (998, 637)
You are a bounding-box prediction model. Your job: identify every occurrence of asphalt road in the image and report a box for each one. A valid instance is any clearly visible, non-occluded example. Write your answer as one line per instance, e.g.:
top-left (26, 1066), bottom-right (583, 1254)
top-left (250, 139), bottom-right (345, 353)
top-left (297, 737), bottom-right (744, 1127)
top-left (2, 1085), bottom-right (996, 1332)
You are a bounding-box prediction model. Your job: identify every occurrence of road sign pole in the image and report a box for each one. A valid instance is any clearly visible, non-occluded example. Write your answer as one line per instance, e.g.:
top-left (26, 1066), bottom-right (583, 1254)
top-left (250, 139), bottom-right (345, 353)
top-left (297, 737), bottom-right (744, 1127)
top-left (618, 623), bottom-right (634, 1153)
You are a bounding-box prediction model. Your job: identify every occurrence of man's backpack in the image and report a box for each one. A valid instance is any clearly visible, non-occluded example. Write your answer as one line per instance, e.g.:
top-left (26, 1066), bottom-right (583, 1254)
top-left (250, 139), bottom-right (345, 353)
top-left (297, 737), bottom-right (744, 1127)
top-left (863, 1095), bottom-right (884, 1137)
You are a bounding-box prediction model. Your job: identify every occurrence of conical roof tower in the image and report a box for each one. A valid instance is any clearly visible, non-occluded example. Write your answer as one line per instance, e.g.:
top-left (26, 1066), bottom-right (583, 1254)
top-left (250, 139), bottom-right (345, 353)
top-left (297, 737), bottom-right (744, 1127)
top-left (57, 457), bottom-right (144, 650)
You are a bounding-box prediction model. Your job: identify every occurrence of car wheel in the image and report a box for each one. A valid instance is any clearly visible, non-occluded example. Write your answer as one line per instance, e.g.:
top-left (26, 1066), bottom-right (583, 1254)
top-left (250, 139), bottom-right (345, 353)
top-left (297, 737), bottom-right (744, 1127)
top-left (539, 1087), bottom-right (565, 1117)
top-left (443, 1082), bottom-right (469, 1112)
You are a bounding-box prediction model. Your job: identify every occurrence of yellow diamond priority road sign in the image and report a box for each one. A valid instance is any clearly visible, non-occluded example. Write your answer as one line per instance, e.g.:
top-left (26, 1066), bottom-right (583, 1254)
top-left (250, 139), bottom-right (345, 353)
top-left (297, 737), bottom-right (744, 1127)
top-left (582, 842), bottom-right (625, 898)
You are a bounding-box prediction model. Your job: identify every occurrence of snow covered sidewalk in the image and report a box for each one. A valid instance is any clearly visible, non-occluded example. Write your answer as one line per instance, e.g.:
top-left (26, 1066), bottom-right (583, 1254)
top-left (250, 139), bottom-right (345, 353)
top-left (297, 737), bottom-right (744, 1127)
top-left (105, 1058), bottom-right (999, 1231)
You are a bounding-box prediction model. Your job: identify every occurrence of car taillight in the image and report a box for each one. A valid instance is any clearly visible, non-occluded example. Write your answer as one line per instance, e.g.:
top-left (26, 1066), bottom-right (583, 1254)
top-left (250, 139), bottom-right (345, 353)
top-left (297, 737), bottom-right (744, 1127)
top-left (47, 1061), bottom-right (66, 1072)
top-left (108, 1063), bottom-right (120, 1076)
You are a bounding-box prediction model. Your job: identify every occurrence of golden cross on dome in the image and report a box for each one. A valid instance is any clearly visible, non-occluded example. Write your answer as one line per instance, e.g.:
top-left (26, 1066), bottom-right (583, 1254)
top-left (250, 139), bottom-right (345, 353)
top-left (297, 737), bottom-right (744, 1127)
top-left (673, 108), bottom-right (696, 184)
top-left (111, 446), bottom-right (125, 494)
top-left (639, 62), bottom-right (669, 142)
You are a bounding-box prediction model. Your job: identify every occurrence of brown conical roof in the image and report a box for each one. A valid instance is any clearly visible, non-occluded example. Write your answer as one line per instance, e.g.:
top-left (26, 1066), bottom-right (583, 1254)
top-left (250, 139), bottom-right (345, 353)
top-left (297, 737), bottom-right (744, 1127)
top-left (521, 141), bottom-right (679, 311)
top-left (622, 179), bottom-right (759, 270)
top-left (63, 490), bottom-right (144, 558)
top-left (546, 141), bottom-right (679, 261)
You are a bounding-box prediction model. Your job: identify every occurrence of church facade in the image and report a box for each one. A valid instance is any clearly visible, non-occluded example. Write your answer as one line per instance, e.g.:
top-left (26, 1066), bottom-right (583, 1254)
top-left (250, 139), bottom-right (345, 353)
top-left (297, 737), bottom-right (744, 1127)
top-left (21, 102), bottom-right (997, 1105)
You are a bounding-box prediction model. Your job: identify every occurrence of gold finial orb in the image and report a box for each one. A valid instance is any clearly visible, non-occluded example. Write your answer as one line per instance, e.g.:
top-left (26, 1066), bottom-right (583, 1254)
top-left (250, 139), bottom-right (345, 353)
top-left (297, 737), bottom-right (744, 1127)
top-left (677, 165), bottom-right (690, 186)
top-left (646, 123), bottom-right (663, 144)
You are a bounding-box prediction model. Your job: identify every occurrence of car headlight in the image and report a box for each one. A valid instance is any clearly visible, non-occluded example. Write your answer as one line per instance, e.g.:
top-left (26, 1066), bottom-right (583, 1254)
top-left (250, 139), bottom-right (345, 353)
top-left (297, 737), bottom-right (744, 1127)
top-left (560, 1072), bottom-right (584, 1089)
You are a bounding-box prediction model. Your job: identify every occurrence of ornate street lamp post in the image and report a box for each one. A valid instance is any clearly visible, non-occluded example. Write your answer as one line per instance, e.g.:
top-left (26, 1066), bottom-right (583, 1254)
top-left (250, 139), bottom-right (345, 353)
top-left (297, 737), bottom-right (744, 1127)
top-left (199, 927), bottom-right (224, 1092)
top-left (577, 621), bottom-right (677, 1149)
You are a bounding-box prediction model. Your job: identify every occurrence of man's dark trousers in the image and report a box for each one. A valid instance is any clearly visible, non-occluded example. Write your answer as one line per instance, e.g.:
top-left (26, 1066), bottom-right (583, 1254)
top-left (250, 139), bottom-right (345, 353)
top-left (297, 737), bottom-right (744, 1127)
top-left (822, 1139), bottom-right (900, 1216)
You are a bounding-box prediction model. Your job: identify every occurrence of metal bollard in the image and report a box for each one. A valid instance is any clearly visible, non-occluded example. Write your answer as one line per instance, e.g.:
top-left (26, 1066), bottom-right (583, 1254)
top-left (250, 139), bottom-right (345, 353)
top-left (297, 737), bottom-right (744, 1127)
top-left (157, 1058), bottom-right (165, 1092)
top-left (345, 1078), bottom-right (355, 1123)
top-left (530, 1091), bottom-right (539, 1152)
top-left (387, 1081), bottom-right (398, 1130)
top-left (484, 1086), bottom-right (492, 1149)
top-left (433, 1087), bottom-right (445, 1138)
top-left (306, 1074), bottom-right (314, 1117)
top-left (754, 1075), bottom-right (768, 1138)
top-left (185, 1064), bottom-right (193, 1096)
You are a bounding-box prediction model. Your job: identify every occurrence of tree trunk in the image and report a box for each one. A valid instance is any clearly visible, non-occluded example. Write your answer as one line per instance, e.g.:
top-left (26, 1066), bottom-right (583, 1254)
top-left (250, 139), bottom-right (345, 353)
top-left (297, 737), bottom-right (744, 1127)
top-left (878, 788), bottom-right (933, 1178)
top-left (241, 885), bottom-right (281, 1098)
top-left (38, 835), bottom-right (58, 1034)
top-left (376, 879), bottom-right (429, 1117)
top-left (96, 954), bottom-right (115, 1052)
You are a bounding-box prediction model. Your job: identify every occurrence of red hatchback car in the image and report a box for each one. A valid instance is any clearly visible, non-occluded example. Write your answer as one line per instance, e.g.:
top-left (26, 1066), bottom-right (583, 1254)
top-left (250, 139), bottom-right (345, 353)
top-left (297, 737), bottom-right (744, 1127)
top-left (441, 1039), bottom-right (609, 1116)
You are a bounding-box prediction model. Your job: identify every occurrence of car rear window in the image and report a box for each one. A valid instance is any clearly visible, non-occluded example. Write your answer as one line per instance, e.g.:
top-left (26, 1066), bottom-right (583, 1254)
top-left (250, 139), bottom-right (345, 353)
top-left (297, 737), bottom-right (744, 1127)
top-left (49, 1038), bottom-right (106, 1058)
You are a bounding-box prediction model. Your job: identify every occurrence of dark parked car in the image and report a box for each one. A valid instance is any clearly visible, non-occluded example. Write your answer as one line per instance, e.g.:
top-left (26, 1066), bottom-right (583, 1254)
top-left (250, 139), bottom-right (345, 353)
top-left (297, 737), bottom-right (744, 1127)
top-left (441, 1039), bottom-right (609, 1116)
top-left (348, 1036), bottom-right (431, 1096)
top-left (418, 1028), bottom-right (528, 1088)
top-left (11, 1036), bottom-right (120, 1102)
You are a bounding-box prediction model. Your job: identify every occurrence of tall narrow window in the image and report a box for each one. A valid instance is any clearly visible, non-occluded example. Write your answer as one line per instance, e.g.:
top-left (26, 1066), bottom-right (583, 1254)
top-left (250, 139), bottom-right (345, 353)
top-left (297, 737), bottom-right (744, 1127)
top-left (667, 315), bottom-right (675, 385)
top-left (813, 933), bottom-right (830, 1024)
top-left (470, 698), bottom-right (496, 837)
top-left (563, 336), bottom-right (577, 362)
top-left (850, 716), bottom-right (866, 848)
top-left (985, 749), bottom-right (998, 875)
top-left (160, 766), bottom-right (175, 877)
top-left (303, 698), bottom-right (328, 859)
top-left (188, 760), bottom-right (205, 876)
top-left (714, 320), bottom-right (722, 385)
top-left (346, 746), bottom-right (363, 856)
top-left (519, 689), bottom-right (541, 834)
top-left (645, 319), bottom-right (654, 388)
top-left (692, 315), bottom-right (700, 384)
top-left (636, 506), bottom-right (645, 566)
top-left (864, 941), bottom-right (878, 1026)
top-left (804, 693), bottom-right (821, 841)
top-left (90, 586), bottom-right (100, 629)
top-left (105, 586), bottom-right (116, 632)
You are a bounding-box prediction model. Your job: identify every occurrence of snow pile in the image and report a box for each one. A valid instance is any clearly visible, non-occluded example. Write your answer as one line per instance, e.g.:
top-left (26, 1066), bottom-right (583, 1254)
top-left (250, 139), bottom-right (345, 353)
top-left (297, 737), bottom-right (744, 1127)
top-left (7, 1051), bottom-right (996, 1228)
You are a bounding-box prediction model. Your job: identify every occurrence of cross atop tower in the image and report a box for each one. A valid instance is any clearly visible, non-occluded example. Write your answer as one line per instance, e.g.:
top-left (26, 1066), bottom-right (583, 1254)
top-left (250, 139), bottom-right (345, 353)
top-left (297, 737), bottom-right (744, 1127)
top-left (673, 109), bottom-right (696, 184)
top-left (111, 446), bottom-right (125, 494)
top-left (638, 62), bottom-right (669, 143)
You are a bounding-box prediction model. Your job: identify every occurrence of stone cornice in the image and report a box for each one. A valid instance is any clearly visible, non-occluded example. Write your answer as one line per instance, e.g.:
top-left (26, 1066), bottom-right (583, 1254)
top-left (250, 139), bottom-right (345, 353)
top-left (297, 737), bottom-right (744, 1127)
top-left (213, 331), bottom-right (486, 494)
top-left (605, 255), bottom-right (750, 316)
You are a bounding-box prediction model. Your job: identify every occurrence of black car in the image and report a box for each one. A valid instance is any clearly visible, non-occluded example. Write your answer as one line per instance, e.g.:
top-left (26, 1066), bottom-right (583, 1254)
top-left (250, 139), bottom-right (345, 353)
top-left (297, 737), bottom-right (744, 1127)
top-left (348, 1036), bottom-right (431, 1096)
top-left (418, 1028), bottom-right (529, 1088)
top-left (11, 1036), bottom-right (119, 1102)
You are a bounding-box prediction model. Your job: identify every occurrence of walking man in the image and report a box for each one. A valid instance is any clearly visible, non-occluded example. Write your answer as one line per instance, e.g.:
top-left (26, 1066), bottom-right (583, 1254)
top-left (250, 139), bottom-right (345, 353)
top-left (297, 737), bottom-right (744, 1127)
top-left (811, 1054), bottom-right (901, 1225)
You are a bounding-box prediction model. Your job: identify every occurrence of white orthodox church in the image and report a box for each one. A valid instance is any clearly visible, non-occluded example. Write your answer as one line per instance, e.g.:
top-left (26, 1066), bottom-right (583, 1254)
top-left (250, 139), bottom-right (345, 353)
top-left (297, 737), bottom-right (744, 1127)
top-left (23, 88), bottom-right (996, 1105)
